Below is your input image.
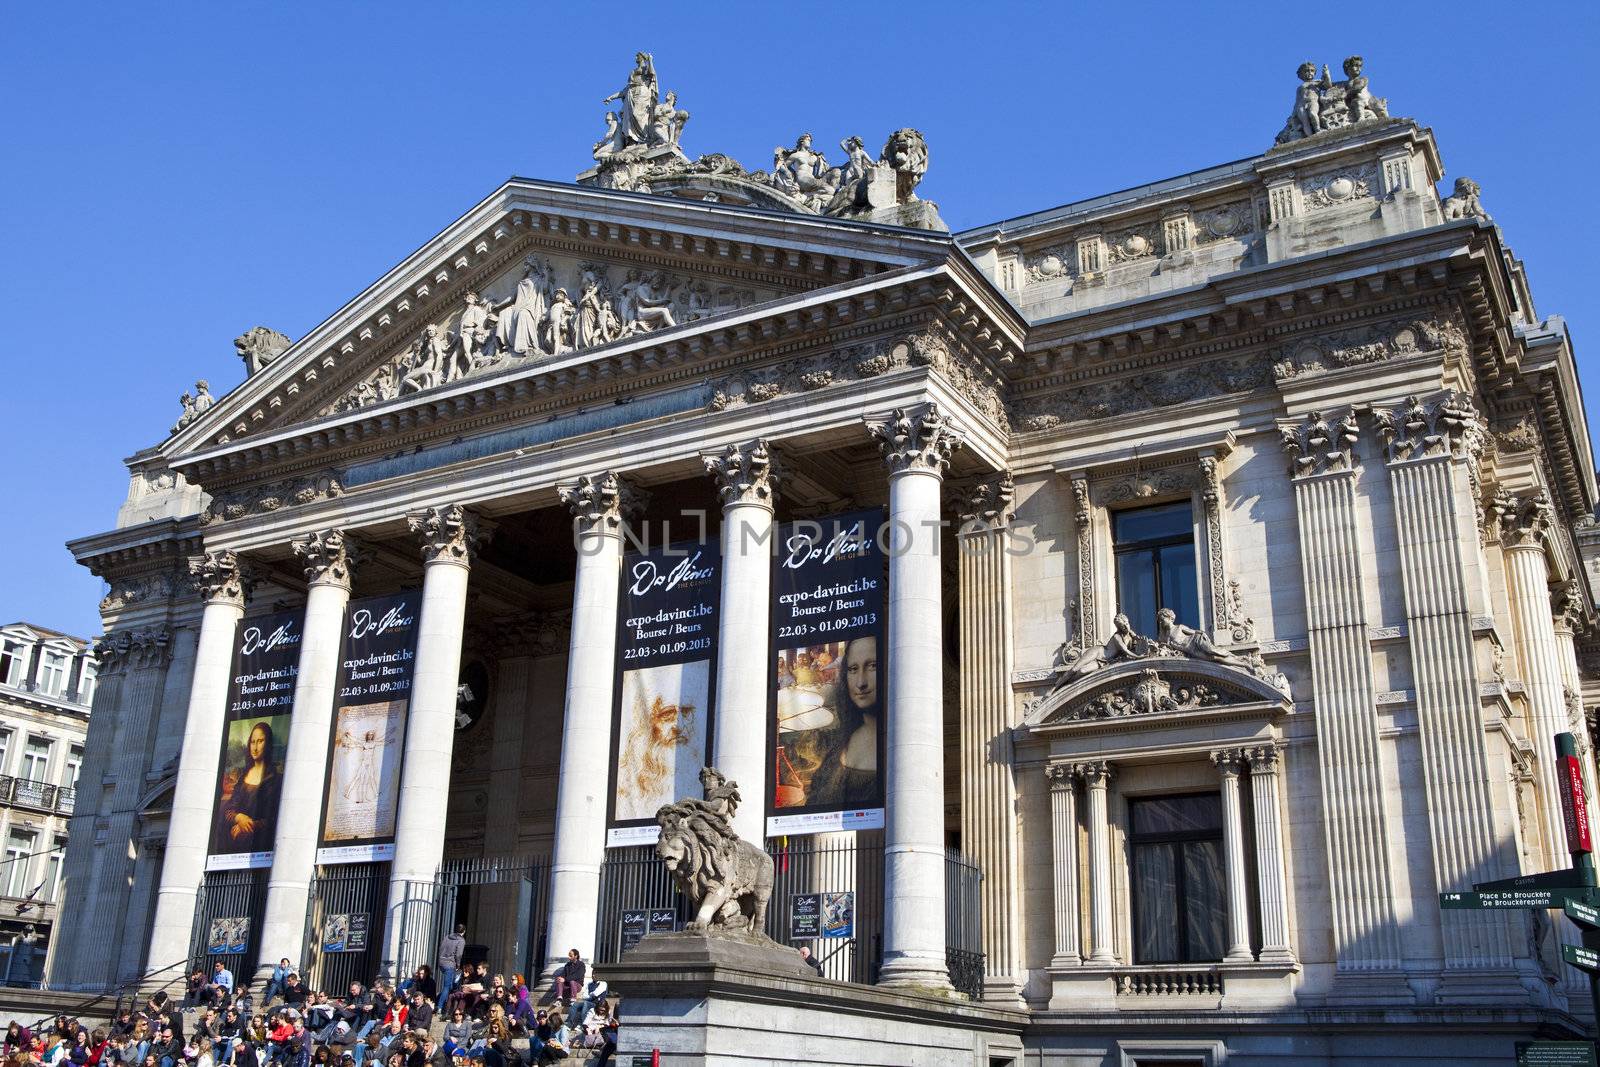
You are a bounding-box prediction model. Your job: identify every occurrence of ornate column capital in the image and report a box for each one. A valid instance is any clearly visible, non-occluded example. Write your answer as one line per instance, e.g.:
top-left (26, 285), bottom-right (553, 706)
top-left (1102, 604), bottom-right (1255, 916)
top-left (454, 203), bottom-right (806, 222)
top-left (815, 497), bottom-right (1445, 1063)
top-left (1373, 391), bottom-right (1481, 464)
top-left (956, 471), bottom-right (1015, 530)
top-left (1076, 759), bottom-right (1115, 787)
top-left (557, 471), bottom-right (647, 538)
top-left (703, 439), bottom-right (782, 510)
top-left (292, 529), bottom-right (360, 589)
top-left (189, 550), bottom-right (253, 607)
top-left (94, 629), bottom-right (175, 676)
top-left (407, 505), bottom-right (490, 566)
top-left (1044, 762), bottom-right (1078, 790)
top-left (1210, 747), bottom-right (1248, 775)
top-left (867, 403), bottom-right (965, 477)
top-left (1554, 578), bottom-right (1588, 633)
top-left (1243, 742), bottom-right (1282, 772)
top-left (1499, 489), bottom-right (1555, 550)
top-left (1279, 408), bottom-right (1360, 478)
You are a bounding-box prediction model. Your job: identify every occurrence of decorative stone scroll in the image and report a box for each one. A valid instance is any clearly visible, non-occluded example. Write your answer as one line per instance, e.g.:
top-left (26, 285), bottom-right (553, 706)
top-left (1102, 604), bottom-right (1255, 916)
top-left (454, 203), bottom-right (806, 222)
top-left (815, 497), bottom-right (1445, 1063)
top-left (1274, 55), bottom-right (1389, 145)
top-left (201, 469), bottom-right (344, 527)
top-left (704, 440), bottom-right (782, 509)
top-left (292, 529), bottom-right (358, 588)
top-left (558, 471), bottom-right (646, 537)
top-left (408, 505), bottom-right (488, 565)
top-left (868, 403), bottom-right (964, 476)
top-left (190, 550), bottom-right (253, 606)
top-left (1279, 409), bottom-right (1360, 478)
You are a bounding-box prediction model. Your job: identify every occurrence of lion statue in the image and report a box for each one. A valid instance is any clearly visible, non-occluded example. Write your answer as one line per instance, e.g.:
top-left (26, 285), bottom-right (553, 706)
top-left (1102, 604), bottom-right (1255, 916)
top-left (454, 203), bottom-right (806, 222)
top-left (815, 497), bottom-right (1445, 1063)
top-left (235, 326), bottom-right (292, 375)
top-left (879, 128), bottom-right (928, 204)
top-left (653, 767), bottom-right (774, 934)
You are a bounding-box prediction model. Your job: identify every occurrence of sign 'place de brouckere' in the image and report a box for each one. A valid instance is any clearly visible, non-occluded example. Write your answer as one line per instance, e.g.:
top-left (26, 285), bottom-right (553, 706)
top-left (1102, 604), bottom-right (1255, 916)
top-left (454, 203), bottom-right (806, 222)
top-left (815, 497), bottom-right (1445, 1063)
top-left (54, 50), bottom-right (1600, 1065)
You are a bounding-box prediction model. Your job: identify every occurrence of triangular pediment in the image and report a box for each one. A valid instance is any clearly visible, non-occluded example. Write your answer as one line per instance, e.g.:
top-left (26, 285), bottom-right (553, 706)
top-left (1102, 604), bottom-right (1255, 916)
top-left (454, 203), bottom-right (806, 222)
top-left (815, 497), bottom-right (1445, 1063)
top-left (163, 179), bottom-right (958, 453)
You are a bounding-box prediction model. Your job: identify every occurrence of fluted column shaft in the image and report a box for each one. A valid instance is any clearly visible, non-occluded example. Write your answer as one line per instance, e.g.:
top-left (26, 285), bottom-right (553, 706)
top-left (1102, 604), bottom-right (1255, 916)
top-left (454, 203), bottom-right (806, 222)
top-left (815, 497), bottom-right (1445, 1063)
top-left (384, 508), bottom-right (481, 969)
top-left (545, 473), bottom-right (632, 975)
top-left (259, 532), bottom-right (354, 979)
top-left (1247, 745), bottom-right (1295, 963)
top-left (1046, 766), bottom-right (1080, 965)
top-left (869, 404), bottom-right (961, 990)
top-left (706, 441), bottom-right (779, 845)
top-left (1213, 750), bottom-right (1253, 961)
top-left (146, 553), bottom-right (249, 977)
top-left (1084, 763), bottom-right (1116, 964)
top-left (1507, 544), bottom-right (1573, 871)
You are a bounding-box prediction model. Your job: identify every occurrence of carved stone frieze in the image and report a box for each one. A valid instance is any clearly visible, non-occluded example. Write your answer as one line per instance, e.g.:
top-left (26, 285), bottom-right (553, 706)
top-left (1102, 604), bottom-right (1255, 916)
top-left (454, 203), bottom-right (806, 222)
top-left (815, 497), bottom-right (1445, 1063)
top-left (93, 627), bottom-right (173, 676)
top-left (1272, 313), bottom-right (1467, 381)
top-left (704, 439), bottom-right (782, 509)
top-left (100, 572), bottom-right (181, 613)
top-left (1070, 667), bottom-right (1225, 720)
top-left (1093, 464), bottom-right (1199, 506)
top-left (1019, 355), bottom-right (1272, 431)
top-left (1104, 223), bottom-right (1159, 264)
top-left (292, 529), bottom-right (359, 589)
top-left (558, 472), bottom-right (646, 537)
top-left (868, 403), bottom-right (964, 476)
top-left (202, 469), bottom-right (344, 527)
top-left (190, 551), bottom-right (253, 606)
top-left (408, 505), bottom-right (489, 565)
top-left (1280, 409), bottom-right (1360, 477)
top-left (1196, 201), bottom-right (1254, 243)
top-left (1373, 390), bottom-right (1481, 463)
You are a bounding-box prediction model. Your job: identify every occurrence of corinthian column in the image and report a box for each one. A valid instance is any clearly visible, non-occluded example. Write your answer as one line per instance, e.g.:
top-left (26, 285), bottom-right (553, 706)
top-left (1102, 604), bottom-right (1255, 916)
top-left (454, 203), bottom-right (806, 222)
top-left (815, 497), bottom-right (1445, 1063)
top-left (1081, 761), bottom-right (1116, 964)
top-left (1211, 748), bottom-right (1253, 962)
top-left (145, 551), bottom-right (252, 977)
top-left (1278, 410), bottom-right (1403, 982)
top-left (868, 403), bottom-right (962, 990)
top-left (257, 531), bottom-right (357, 982)
top-left (957, 474), bottom-right (1023, 1000)
top-left (703, 441), bottom-right (780, 845)
top-left (1245, 744), bottom-right (1295, 964)
top-left (1045, 764), bottom-right (1081, 966)
top-left (545, 473), bottom-right (643, 977)
top-left (384, 506), bottom-right (487, 969)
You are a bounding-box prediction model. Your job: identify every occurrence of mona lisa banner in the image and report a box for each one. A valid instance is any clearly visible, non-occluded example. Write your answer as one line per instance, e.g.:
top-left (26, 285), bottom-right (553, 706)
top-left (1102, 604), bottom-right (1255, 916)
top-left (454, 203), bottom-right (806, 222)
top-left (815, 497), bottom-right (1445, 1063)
top-left (606, 540), bottom-right (720, 847)
top-left (316, 592), bottom-right (419, 865)
top-left (767, 509), bottom-right (886, 837)
top-left (205, 610), bottom-right (302, 872)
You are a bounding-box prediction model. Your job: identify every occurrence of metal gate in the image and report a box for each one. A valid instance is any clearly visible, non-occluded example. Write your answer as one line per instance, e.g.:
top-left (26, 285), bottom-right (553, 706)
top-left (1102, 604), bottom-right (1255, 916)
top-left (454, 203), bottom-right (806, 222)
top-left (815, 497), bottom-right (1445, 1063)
top-left (593, 832), bottom-right (981, 993)
top-left (426, 855), bottom-right (551, 981)
top-left (303, 862), bottom-right (388, 992)
top-left (189, 868), bottom-right (269, 982)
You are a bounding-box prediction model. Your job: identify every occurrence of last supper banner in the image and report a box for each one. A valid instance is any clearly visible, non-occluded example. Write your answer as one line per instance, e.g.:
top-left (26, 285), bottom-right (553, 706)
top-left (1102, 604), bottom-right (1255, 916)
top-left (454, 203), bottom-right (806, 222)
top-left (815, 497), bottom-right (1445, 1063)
top-left (766, 509), bottom-right (886, 837)
top-left (606, 539), bottom-right (721, 847)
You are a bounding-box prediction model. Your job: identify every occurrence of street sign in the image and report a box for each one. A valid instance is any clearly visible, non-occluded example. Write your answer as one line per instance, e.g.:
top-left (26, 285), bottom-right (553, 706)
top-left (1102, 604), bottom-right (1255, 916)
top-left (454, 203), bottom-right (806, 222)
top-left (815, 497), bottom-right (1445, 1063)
top-left (1562, 943), bottom-right (1600, 973)
top-left (1559, 734), bottom-right (1595, 855)
top-left (1476, 868), bottom-right (1591, 893)
top-left (1518, 1041), bottom-right (1599, 1066)
top-left (1439, 889), bottom-right (1597, 910)
top-left (1568, 895), bottom-right (1600, 930)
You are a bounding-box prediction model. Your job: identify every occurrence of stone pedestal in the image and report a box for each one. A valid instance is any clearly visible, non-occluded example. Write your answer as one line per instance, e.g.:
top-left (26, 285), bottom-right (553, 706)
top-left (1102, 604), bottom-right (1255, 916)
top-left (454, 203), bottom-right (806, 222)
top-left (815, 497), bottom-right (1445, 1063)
top-left (602, 931), bottom-right (1026, 1067)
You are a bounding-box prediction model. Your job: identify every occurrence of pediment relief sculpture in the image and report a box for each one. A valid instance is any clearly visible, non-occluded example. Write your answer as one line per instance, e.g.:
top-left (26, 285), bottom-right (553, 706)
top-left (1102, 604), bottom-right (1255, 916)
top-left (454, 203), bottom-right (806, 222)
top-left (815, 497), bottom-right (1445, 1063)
top-left (324, 253), bottom-right (776, 415)
top-left (1026, 610), bottom-right (1290, 728)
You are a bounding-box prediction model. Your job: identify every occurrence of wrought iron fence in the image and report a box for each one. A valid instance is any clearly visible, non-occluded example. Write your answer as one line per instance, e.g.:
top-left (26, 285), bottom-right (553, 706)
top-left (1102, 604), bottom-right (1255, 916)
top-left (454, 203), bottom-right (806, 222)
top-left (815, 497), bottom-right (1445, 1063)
top-left (303, 862), bottom-right (389, 991)
top-left (189, 867), bottom-right (269, 981)
top-left (0, 776), bottom-right (74, 815)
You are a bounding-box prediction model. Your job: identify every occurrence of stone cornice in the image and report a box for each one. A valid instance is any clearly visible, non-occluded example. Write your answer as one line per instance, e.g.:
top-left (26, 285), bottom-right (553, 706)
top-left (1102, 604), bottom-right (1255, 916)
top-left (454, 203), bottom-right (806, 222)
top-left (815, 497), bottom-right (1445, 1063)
top-left (66, 517), bottom-right (206, 581)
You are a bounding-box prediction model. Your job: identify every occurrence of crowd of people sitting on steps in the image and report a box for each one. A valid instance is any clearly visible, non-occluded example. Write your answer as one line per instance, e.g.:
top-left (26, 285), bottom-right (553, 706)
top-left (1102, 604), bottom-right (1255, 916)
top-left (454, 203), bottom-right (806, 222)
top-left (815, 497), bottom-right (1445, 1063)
top-left (1, 927), bottom-right (618, 1067)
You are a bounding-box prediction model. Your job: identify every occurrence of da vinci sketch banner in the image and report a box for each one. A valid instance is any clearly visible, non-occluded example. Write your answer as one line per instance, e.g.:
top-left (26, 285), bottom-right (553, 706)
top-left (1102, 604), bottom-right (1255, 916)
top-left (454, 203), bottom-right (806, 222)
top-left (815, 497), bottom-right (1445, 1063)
top-left (316, 592), bottom-right (419, 865)
top-left (606, 540), bottom-right (720, 847)
top-left (205, 610), bottom-right (302, 872)
top-left (767, 509), bottom-right (886, 837)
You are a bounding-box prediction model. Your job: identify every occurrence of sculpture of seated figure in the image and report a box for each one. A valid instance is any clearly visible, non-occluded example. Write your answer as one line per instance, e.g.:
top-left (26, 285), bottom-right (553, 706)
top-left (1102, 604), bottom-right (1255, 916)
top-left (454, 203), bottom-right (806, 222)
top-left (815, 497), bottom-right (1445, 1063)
top-left (1155, 608), bottom-right (1250, 668)
top-left (1053, 614), bottom-right (1139, 689)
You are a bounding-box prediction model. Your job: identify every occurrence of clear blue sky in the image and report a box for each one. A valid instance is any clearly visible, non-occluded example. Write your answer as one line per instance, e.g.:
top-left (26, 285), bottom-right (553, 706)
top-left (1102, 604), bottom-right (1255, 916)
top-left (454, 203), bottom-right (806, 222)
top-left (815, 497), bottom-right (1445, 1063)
top-left (3, 2), bottom-right (1596, 638)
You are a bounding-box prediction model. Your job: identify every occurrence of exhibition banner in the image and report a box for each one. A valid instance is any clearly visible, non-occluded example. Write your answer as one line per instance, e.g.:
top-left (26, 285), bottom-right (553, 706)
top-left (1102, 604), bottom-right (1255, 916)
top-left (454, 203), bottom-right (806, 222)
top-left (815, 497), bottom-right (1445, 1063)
top-left (316, 592), bottom-right (419, 865)
top-left (767, 509), bottom-right (886, 837)
top-left (206, 610), bottom-right (301, 871)
top-left (606, 540), bottom-right (720, 847)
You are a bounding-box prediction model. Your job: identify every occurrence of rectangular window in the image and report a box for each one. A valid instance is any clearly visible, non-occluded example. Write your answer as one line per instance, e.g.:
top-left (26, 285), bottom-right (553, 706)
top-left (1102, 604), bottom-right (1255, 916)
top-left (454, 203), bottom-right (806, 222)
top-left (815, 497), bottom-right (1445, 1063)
top-left (20, 738), bottom-right (51, 783)
top-left (0, 731), bottom-right (13, 777)
top-left (64, 746), bottom-right (82, 789)
top-left (1129, 793), bottom-right (1227, 964)
top-left (1112, 501), bottom-right (1198, 637)
top-left (75, 662), bottom-right (96, 706)
top-left (4, 830), bottom-right (35, 898)
top-left (37, 651), bottom-right (68, 697)
top-left (45, 838), bottom-right (65, 902)
top-left (0, 641), bottom-right (25, 688)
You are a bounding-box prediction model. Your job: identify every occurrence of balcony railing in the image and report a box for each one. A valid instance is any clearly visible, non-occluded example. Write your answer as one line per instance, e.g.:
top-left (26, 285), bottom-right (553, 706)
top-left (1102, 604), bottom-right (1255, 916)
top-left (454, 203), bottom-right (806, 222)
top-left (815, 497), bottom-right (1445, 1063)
top-left (0, 776), bottom-right (74, 815)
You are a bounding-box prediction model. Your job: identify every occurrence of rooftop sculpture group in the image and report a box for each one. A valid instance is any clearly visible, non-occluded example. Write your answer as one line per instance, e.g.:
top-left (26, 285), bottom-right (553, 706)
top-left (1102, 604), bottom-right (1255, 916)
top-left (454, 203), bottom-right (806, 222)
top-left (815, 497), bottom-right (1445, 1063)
top-left (1275, 55), bottom-right (1388, 145)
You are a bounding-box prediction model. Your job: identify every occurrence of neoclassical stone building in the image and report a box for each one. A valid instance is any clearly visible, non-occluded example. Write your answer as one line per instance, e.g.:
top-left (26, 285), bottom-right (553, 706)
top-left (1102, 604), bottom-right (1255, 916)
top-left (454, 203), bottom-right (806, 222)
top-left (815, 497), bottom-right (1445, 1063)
top-left (53, 53), bottom-right (1600, 1063)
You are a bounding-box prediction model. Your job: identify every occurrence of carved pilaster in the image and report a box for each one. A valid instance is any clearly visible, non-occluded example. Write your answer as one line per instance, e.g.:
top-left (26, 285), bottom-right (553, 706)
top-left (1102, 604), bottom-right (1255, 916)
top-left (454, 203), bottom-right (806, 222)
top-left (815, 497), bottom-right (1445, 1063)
top-left (189, 550), bottom-right (252, 606)
top-left (956, 471), bottom-right (1015, 531)
top-left (1279, 409), bottom-right (1360, 478)
top-left (867, 403), bottom-right (964, 477)
top-left (1372, 391), bottom-right (1480, 463)
top-left (1071, 474), bottom-right (1095, 647)
top-left (292, 529), bottom-right (359, 589)
top-left (407, 505), bottom-right (489, 565)
top-left (1197, 454), bottom-right (1235, 642)
top-left (703, 439), bottom-right (782, 509)
top-left (1045, 763), bottom-right (1081, 966)
top-left (557, 471), bottom-right (647, 538)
